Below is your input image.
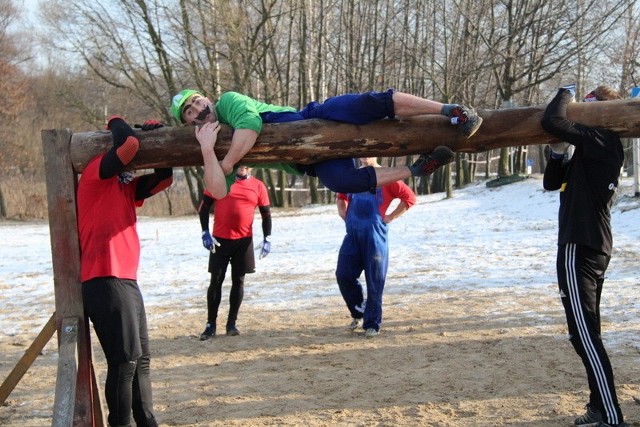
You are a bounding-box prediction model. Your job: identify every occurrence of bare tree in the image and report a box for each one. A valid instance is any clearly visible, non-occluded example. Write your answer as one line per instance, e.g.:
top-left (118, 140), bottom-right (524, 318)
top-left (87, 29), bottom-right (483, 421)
top-left (0, 0), bottom-right (30, 217)
top-left (39, 1), bottom-right (178, 118)
top-left (0, 0), bottom-right (28, 121)
top-left (615, 0), bottom-right (640, 91)
top-left (31, 0), bottom-right (637, 212)
top-left (473, 0), bottom-right (630, 177)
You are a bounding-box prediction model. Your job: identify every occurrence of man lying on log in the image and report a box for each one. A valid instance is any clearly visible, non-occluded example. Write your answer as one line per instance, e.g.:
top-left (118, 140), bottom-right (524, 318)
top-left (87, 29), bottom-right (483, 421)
top-left (170, 88), bottom-right (483, 198)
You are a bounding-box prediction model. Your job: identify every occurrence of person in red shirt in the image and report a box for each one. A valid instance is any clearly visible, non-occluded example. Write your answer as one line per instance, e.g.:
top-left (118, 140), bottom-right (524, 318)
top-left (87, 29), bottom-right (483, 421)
top-left (77, 117), bottom-right (173, 427)
top-left (335, 157), bottom-right (416, 338)
top-left (197, 165), bottom-right (271, 339)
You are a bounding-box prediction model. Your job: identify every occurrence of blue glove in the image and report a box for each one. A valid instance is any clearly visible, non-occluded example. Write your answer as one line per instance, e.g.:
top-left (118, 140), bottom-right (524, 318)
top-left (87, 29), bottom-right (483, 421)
top-left (201, 231), bottom-right (220, 252)
top-left (259, 236), bottom-right (271, 259)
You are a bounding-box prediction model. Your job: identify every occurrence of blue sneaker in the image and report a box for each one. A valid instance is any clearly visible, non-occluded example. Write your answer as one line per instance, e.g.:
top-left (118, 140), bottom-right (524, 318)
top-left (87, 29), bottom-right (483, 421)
top-left (349, 318), bottom-right (363, 330)
top-left (364, 328), bottom-right (379, 338)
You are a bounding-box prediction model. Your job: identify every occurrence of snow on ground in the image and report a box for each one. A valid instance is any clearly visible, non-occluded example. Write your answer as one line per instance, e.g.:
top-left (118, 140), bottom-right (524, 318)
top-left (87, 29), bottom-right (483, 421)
top-left (0, 176), bottom-right (638, 350)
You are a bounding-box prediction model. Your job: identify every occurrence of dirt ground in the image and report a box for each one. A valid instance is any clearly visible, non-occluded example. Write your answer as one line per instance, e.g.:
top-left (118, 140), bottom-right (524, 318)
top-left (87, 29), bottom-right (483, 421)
top-left (1, 285), bottom-right (639, 427)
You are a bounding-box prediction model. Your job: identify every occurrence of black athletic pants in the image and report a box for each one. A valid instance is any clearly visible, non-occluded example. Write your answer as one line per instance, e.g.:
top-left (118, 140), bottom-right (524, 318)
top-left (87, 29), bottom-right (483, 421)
top-left (207, 236), bottom-right (254, 329)
top-left (557, 243), bottom-right (623, 425)
top-left (83, 277), bottom-right (157, 427)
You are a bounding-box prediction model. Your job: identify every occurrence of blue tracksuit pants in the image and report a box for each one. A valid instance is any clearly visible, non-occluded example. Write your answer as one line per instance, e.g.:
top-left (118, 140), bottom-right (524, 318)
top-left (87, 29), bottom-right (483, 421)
top-left (260, 90), bottom-right (396, 194)
top-left (335, 189), bottom-right (388, 331)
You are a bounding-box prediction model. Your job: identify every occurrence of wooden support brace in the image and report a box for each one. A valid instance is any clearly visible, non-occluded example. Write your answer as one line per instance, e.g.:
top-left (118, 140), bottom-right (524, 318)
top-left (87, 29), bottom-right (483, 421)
top-left (0, 312), bottom-right (56, 403)
top-left (89, 347), bottom-right (107, 426)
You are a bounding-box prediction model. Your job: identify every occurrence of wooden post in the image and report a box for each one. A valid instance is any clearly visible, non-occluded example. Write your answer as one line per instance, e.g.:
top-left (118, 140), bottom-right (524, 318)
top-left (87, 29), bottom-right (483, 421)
top-left (52, 317), bottom-right (79, 427)
top-left (42, 129), bottom-right (102, 426)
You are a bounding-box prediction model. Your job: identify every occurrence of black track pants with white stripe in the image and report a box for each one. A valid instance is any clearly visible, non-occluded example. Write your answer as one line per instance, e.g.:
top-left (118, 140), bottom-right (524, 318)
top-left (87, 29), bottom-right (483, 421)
top-left (557, 243), bottom-right (623, 425)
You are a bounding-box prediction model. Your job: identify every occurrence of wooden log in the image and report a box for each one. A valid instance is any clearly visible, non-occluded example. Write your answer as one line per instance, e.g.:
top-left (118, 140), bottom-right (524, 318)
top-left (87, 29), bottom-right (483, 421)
top-left (68, 98), bottom-right (640, 173)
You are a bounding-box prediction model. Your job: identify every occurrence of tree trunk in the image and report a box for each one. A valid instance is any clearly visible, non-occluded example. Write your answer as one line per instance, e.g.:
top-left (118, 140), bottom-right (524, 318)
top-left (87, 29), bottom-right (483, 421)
top-left (260, 169), bottom-right (280, 207)
top-left (277, 170), bottom-right (287, 208)
top-left (309, 176), bottom-right (319, 204)
top-left (0, 187), bottom-right (6, 218)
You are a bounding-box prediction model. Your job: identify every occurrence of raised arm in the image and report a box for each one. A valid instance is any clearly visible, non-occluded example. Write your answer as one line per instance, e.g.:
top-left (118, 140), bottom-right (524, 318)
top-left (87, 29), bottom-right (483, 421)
top-left (99, 116), bottom-right (139, 179)
top-left (195, 121), bottom-right (227, 199)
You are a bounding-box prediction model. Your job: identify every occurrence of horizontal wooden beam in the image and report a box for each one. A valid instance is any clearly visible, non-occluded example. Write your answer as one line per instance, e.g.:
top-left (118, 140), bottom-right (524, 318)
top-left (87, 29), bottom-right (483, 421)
top-left (65, 98), bottom-right (640, 173)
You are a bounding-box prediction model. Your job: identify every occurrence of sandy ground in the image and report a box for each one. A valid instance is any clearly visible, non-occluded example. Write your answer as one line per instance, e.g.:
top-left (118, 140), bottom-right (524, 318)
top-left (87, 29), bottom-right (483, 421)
top-left (1, 284), bottom-right (639, 427)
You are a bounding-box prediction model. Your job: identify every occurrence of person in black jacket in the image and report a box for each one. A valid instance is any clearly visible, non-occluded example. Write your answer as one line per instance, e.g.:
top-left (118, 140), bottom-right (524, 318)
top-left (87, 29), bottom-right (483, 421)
top-left (542, 86), bottom-right (627, 427)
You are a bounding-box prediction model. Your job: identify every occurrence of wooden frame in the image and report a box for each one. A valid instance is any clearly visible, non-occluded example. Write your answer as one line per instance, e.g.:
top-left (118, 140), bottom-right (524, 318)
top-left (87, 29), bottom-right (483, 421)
top-left (20, 98), bottom-right (639, 425)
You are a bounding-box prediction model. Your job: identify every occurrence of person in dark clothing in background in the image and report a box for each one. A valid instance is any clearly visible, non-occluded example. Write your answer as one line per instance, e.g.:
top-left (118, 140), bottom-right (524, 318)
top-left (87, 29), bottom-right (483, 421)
top-left (542, 85), bottom-right (627, 427)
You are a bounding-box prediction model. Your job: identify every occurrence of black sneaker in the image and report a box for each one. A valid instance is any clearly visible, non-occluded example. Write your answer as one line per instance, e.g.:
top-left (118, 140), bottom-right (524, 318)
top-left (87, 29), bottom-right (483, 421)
top-left (199, 323), bottom-right (215, 341)
top-left (446, 105), bottom-right (483, 138)
top-left (226, 325), bottom-right (240, 336)
top-left (408, 146), bottom-right (455, 177)
top-left (596, 422), bottom-right (628, 427)
top-left (575, 404), bottom-right (602, 427)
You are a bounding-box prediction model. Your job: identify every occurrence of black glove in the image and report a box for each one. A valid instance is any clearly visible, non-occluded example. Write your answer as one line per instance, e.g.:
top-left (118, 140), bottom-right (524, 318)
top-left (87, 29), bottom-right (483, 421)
top-left (134, 120), bottom-right (164, 131)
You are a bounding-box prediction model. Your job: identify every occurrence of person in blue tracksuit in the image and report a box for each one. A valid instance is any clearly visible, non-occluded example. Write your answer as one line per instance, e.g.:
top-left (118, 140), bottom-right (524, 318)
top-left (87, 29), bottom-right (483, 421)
top-left (335, 157), bottom-right (416, 338)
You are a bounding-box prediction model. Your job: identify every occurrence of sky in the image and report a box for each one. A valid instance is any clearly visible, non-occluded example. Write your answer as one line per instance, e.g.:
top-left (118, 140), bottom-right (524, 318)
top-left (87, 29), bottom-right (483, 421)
top-left (17, 0), bottom-right (39, 24)
top-left (1, 176), bottom-right (638, 351)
